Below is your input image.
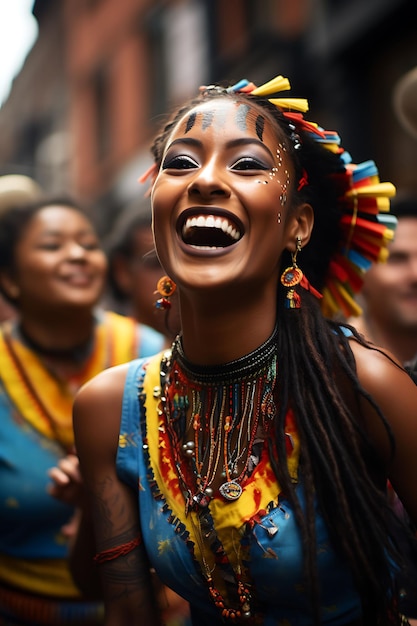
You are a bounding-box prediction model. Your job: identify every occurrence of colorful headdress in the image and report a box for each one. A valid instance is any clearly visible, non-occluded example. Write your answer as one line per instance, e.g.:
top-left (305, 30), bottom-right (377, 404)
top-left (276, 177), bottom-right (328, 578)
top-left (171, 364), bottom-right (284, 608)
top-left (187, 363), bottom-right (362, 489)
top-left (221, 75), bottom-right (397, 319)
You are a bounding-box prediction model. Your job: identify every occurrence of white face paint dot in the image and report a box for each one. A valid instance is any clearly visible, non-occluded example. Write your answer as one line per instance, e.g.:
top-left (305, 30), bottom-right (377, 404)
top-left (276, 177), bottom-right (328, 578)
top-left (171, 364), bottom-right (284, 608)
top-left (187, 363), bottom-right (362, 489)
top-left (267, 151), bottom-right (291, 207)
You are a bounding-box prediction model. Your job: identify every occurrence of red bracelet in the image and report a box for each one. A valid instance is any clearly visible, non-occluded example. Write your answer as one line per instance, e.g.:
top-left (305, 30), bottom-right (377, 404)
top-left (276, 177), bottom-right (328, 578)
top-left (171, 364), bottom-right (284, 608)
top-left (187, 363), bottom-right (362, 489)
top-left (93, 535), bottom-right (142, 565)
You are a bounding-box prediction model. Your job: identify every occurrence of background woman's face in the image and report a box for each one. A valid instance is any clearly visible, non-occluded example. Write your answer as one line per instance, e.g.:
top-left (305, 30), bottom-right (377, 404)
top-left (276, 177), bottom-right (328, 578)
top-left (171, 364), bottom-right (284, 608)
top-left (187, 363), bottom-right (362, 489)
top-left (9, 205), bottom-right (107, 312)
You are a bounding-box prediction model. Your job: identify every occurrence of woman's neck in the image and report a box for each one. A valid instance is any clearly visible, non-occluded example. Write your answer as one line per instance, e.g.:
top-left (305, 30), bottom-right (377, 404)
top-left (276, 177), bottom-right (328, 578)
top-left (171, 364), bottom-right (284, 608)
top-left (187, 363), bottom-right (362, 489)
top-left (16, 311), bottom-right (97, 363)
top-left (179, 294), bottom-right (277, 366)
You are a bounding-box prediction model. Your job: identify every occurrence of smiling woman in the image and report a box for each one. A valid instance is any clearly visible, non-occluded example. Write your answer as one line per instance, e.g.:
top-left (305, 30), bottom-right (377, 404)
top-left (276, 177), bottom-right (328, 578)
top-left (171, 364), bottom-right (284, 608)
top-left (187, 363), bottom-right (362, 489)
top-left (72, 75), bottom-right (417, 626)
top-left (0, 193), bottom-right (165, 626)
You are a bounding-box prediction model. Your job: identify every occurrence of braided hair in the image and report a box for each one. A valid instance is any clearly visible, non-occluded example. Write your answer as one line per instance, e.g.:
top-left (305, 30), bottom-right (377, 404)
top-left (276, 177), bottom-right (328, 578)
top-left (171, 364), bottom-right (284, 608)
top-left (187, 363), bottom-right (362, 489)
top-left (149, 88), bottom-right (411, 624)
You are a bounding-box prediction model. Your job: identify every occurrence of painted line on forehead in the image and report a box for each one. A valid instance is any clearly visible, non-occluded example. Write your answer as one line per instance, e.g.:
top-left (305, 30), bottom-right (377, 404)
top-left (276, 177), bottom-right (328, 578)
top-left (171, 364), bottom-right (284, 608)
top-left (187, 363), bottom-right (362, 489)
top-left (215, 106), bottom-right (228, 128)
top-left (255, 114), bottom-right (265, 141)
top-left (235, 103), bottom-right (250, 131)
top-left (183, 106), bottom-right (232, 133)
top-left (202, 110), bottom-right (214, 130)
top-left (184, 111), bottom-right (197, 134)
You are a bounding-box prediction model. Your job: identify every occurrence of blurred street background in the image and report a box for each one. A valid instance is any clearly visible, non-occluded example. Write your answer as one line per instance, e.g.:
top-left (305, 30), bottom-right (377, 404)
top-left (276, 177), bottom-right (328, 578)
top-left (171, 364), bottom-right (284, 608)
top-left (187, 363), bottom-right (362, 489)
top-left (0, 0), bottom-right (416, 237)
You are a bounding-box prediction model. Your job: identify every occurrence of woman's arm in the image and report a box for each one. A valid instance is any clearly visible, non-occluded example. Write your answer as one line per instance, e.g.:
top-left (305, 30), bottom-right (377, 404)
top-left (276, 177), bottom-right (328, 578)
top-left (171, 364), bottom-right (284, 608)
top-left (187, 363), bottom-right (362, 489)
top-left (351, 341), bottom-right (417, 525)
top-left (73, 364), bottom-right (163, 626)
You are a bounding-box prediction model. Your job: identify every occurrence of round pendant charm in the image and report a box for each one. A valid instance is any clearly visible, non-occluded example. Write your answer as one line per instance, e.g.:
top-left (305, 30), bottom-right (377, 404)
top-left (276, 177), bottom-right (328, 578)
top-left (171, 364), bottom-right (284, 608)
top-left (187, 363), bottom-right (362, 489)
top-left (219, 481), bottom-right (242, 501)
top-left (280, 265), bottom-right (303, 288)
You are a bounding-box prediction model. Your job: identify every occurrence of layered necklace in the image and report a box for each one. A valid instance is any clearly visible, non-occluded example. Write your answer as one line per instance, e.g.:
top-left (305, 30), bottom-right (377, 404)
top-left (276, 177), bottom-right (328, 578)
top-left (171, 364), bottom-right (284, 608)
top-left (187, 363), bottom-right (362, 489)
top-left (158, 328), bottom-right (279, 622)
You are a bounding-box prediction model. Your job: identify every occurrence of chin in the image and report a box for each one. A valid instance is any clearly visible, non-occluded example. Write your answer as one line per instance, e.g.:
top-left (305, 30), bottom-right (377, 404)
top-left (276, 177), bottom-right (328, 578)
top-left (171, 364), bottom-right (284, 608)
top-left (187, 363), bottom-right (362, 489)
top-left (57, 297), bottom-right (100, 310)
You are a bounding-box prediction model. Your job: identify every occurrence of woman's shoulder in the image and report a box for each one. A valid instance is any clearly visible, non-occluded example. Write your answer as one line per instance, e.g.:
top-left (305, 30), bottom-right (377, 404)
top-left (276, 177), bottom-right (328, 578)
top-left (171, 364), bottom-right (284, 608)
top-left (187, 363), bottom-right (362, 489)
top-left (348, 337), bottom-right (404, 387)
top-left (75, 354), bottom-right (162, 415)
top-left (347, 338), bottom-right (417, 462)
top-left (76, 357), bottom-right (149, 407)
top-left (73, 362), bottom-right (130, 438)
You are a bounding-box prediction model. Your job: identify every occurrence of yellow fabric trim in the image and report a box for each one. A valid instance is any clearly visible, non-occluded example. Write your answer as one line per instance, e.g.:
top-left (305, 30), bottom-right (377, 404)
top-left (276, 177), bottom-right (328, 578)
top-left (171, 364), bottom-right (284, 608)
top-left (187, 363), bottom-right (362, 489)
top-left (143, 353), bottom-right (194, 529)
top-left (143, 352), bottom-right (300, 569)
top-left (0, 554), bottom-right (81, 598)
top-left (0, 312), bottom-right (137, 449)
top-left (104, 310), bottom-right (138, 364)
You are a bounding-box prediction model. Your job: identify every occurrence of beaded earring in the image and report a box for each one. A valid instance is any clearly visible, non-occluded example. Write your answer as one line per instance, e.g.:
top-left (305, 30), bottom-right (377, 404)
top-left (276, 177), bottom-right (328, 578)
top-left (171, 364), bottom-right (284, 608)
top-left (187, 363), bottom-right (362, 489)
top-left (280, 236), bottom-right (303, 309)
top-left (154, 275), bottom-right (176, 310)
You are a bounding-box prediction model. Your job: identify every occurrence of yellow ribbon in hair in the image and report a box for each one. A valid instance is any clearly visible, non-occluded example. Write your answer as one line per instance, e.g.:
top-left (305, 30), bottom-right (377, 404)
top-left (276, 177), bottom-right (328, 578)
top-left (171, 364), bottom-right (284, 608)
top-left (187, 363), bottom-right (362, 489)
top-left (346, 182), bottom-right (396, 199)
top-left (250, 75), bottom-right (291, 96)
top-left (268, 98), bottom-right (309, 113)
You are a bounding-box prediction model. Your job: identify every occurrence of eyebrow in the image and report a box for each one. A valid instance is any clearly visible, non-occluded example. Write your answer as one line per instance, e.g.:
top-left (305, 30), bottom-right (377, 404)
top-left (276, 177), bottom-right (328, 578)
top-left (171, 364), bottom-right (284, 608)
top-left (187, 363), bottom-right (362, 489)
top-left (36, 227), bottom-right (95, 238)
top-left (165, 136), bottom-right (274, 161)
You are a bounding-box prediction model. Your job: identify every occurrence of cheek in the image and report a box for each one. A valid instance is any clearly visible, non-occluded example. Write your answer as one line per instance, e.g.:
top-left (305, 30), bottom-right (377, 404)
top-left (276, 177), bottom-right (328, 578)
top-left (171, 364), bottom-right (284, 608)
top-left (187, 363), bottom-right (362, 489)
top-left (254, 173), bottom-right (291, 209)
top-left (152, 177), bottom-right (177, 211)
top-left (16, 257), bottom-right (55, 279)
top-left (364, 271), bottom-right (399, 298)
top-left (152, 204), bottom-right (173, 266)
top-left (266, 167), bottom-right (291, 207)
top-left (249, 186), bottom-right (286, 226)
top-left (94, 253), bottom-right (108, 275)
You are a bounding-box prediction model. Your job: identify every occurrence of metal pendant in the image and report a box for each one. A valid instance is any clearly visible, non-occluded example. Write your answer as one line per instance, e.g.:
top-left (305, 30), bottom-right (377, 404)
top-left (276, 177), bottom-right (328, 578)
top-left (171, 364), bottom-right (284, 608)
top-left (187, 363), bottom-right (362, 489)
top-left (192, 491), bottom-right (212, 508)
top-left (219, 480), bottom-right (242, 501)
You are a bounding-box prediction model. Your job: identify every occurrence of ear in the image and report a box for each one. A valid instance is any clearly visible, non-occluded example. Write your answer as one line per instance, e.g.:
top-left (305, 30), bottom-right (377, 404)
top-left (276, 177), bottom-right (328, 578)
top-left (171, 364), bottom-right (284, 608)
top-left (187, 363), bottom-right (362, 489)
top-left (0, 272), bottom-right (20, 301)
top-left (284, 202), bottom-right (314, 252)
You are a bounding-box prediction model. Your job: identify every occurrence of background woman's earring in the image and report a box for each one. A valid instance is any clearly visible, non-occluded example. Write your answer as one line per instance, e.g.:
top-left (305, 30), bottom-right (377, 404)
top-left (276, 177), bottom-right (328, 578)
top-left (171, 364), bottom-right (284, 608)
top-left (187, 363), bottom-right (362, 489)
top-left (280, 236), bottom-right (303, 309)
top-left (154, 275), bottom-right (176, 310)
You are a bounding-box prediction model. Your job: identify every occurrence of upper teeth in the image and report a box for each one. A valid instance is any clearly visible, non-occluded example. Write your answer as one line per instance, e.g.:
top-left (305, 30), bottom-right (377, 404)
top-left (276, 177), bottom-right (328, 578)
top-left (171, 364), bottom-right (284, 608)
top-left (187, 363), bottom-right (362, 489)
top-left (182, 215), bottom-right (241, 241)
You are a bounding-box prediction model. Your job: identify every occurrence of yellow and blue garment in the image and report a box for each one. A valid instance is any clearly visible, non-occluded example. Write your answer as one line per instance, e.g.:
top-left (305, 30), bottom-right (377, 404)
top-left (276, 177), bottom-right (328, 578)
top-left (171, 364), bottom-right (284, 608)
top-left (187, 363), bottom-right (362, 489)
top-left (0, 311), bottom-right (165, 624)
top-left (117, 354), bottom-right (362, 625)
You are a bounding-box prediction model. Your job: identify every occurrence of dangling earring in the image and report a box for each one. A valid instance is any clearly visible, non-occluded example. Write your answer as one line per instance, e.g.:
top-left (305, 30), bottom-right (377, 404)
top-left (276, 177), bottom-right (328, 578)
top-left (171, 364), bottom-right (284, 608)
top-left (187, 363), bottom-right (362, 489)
top-left (154, 275), bottom-right (176, 310)
top-left (280, 236), bottom-right (303, 309)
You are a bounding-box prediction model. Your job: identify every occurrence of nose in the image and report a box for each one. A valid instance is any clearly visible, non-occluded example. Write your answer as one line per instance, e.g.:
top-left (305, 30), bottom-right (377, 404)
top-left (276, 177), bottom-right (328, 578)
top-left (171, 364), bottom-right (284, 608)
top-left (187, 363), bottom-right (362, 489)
top-left (187, 160), bottom-right (231, 200)
top-left (66, 241), bottom-right (87, 260)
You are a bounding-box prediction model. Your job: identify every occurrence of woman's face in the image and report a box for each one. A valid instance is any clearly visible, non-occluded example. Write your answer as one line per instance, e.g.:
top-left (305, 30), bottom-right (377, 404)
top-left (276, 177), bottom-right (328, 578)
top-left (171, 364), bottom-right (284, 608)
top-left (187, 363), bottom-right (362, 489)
top-left (6, 205), bottom-right (107, 312)
top-left (151, 98), bottom-right (298, 296)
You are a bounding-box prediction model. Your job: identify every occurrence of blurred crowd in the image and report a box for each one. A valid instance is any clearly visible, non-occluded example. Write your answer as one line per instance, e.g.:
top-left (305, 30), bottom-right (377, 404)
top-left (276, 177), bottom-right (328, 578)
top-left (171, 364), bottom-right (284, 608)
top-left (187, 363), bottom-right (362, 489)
top-left (0, 173), bottom-right (188, 626)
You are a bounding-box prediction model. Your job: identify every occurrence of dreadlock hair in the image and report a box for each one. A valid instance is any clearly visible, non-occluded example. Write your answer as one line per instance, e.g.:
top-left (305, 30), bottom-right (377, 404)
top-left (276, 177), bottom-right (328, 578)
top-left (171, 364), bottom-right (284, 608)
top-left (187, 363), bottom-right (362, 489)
top-left (149, 87), bottom-right (413, 624)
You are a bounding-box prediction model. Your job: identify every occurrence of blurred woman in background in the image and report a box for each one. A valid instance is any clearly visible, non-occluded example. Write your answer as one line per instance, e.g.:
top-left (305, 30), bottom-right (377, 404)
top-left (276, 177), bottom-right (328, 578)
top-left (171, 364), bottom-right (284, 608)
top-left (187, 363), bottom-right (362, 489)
top-left (0, 195), bottom-right (165, 625)
top-left (104, 195), bottom-right (181, 344)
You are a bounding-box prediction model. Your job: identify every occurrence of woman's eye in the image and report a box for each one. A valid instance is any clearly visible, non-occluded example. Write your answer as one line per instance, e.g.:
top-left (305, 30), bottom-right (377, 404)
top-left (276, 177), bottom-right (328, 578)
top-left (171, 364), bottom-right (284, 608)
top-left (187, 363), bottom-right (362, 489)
top-left (81, 241), bottom-right (100, 251)
top-left (38, 242), bottom-right (60, 250)
top-left (231, 158), bottom-right (269, 171)
top-left (162, 155), bottom-right (198, 170)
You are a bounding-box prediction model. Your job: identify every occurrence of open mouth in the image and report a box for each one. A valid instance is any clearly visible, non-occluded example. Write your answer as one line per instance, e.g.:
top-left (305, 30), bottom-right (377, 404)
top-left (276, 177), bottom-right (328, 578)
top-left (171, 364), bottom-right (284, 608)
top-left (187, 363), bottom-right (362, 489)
top-left (62, 273), bottom-right (94, 286)
top-left (181, 212), bottom-right (243, 248)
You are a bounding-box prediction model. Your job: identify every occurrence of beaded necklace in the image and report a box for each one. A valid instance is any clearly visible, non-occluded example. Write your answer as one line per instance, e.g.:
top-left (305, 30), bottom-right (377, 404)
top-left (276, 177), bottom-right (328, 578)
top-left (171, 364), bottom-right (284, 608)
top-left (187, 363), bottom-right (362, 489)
top-left (159, 328), bottom-right (279, 622)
